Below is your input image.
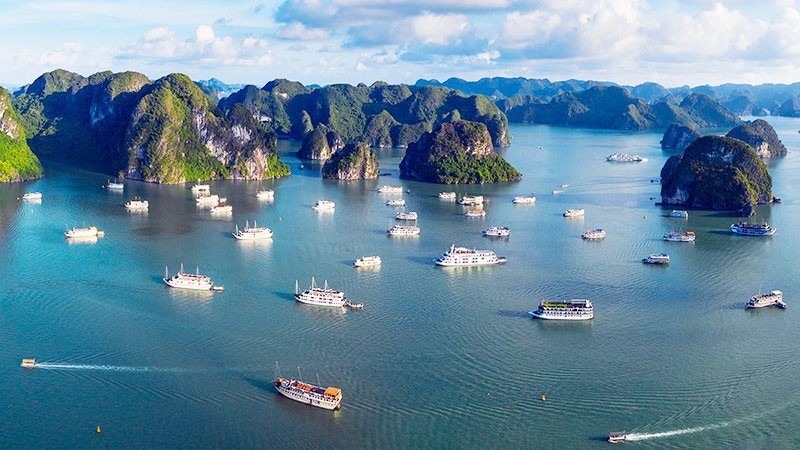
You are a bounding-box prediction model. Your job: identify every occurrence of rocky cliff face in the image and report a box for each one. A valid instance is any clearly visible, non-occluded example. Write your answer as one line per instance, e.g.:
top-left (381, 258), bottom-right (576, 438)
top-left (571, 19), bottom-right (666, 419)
top-left (321, 142), bottom-right (378, 180)
top-left (660, 123), bottom-right (701, 151)
top-left (12, 70), bottom-right (289, 184)
top-left (725, 119), bottom-right (786, 158)
top-left (400, 120), bottom-right (521, 184)
top-left (660, 136), bottom-right (772, 210)
top-left (0, 87), bottom-right (42, 182)
top-left (297, 124), bottom-right (343, 160)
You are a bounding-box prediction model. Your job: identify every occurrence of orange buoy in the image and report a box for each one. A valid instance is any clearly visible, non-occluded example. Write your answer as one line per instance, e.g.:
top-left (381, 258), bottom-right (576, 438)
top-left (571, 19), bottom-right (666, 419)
top-left (541, 395), bottom-right (546, 402)
top-left (96, 426), bottom-right (101, 433)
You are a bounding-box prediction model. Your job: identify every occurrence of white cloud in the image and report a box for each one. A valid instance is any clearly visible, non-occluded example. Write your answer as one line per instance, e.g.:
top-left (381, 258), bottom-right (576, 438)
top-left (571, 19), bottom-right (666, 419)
top-left (278, 22), bottom-right (331, 41)
top-left (410, 13), bottom-right (471, 45)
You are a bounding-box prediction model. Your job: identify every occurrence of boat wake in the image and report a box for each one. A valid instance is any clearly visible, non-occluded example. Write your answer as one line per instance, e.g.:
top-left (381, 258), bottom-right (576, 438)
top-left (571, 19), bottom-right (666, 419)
top-left (34, 363), bottom-right (184, 373)
top-left (626, 425), bottom-right (718, 441)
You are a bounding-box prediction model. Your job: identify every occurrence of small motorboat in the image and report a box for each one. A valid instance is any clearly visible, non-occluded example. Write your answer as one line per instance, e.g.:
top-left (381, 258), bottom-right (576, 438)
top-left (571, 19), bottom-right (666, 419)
top-left (20, 358), bottom-right (36, 369)
top-left (345, 301), bottom-right (364, 309)
top-left (608, 431), bottom-right (627, 443)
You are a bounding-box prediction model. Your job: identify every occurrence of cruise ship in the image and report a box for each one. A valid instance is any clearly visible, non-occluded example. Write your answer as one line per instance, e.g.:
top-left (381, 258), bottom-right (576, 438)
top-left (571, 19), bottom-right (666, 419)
top-left (606, 153), bottom-right (647, 162)
top-left (438, 192), bottom-right (456, 200)
top-left (435, 244), bottom-right (506, 267)
top-left (730, 222), bottom-right (776, 236)
top-left (124, 199), bottom-right (149, 210)
top-left (669, 210), bottom-right (689, 218)
top-left (256, 189), bottom-right (275, 200)
top-left (663, 231), bottom-right (695, 242)
top-left (210, 204), bottom-right (233, 214)
top-left (195, 194), bottom-right (220, 205)
top-left (387, 225), bottom-right (420, 236)
top-left (582, 228), bottom-right (606, 239)
top-left (483, 226), bottom-right (510, 237)
top-left (529, 299), bottom-right (594, 321)
top-left (642, 253), bottom-right (670, 265)
top-left (232, 221), bottom-right (273, 240)
top-left (459, 195), bottom-right (484, 206)
top-left (354, 256), bottom-right (382, 267)
top-left (107, 179), bottom-right (124, 190)
top-left (563, 209), bottom-right (585, 217)
top-left (273, 374), bottom-right (342, 410)
top-left (294, 277), bottom-right (347, 307)
top-left (164, 264), bottom-right (223, 291)
top-left (22, 192), bottom-right (42, 201)
top-left (386, 199), bottom-right (406, 206)
top-left (313, 200), bottom-right (336, 211)
top-left (65, 226), bottom-right (104, 238)
top-left (378, 185), bottom-right (404, 194)
top-left (191, 182), bottom-right (211, 193)
top-left (513, 194), bottom-right (536, 204)
top-left (746, 290), bottom-right (787, 309)
top-left (395, 211), bottom-right (418, 221)
top-left (465, 209), bottom-right (486, 218)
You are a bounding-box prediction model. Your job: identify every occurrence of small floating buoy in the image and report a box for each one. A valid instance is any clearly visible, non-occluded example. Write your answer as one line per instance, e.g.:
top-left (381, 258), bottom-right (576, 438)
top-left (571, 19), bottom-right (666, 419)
top-left (279, 217), bottom-right (282, 221)
top-left (643, 216), bottom-right (647, 219)
top-left (16, 197), bottom-right (20, 200)
top-left (541, 395), bottom-right (546, 402)
top-left (96, 426), bottom-right (101, 433)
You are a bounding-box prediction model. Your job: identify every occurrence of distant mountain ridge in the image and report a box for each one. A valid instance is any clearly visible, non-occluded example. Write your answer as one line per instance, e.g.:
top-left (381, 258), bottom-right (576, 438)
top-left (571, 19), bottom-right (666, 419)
top-left (417, 77), bottom-right (800, 117)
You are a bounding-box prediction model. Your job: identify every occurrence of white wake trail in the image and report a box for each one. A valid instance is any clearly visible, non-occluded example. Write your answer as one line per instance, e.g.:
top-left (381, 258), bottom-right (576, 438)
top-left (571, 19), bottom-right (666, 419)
top-left (626, 422), bottom-right (728, 441)
top-left (35, 363), bottom-right (178, 373)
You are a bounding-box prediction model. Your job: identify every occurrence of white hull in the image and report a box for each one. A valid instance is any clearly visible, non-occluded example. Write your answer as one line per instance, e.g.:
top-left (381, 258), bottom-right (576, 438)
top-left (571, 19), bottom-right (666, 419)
top-left (529, 311), bottom-right (594, 321)
top-left (274, 385), bottom-right (340, 410)
top-left (436, 260), bottom-right (504, 267)
top-left (233, 232), bottom-right (273, 240)
top-left (164, 278), bottom-right (213, 290)
top-left (295, 294), bottom-right (347, 307)
top-left (65, 227), bottom-right (99, 238)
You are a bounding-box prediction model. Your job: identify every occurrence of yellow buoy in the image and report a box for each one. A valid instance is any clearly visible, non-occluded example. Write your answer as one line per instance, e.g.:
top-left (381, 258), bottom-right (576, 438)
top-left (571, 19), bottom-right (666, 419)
top-left (541, 395), bottom-right (546, 402)
top-left (96, 426), bottom-right (101, 433)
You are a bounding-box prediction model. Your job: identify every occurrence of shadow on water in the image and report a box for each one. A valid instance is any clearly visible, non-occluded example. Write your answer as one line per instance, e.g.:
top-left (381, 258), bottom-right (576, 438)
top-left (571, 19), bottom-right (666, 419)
top-left (406, 255), bottom-right (434, 266)
top-left (244, 376), bottom-right (276, 394)
top-left (496, 310), bottom-right (531, 319)
top-left (273, 291), bottom-right (295, 302)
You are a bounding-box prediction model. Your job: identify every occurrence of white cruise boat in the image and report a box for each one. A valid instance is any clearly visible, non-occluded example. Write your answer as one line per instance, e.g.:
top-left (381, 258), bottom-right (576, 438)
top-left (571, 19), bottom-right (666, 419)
top-left (552, 189), bottom-right (563, 195)
top-left (663, 231), bottom-right (695, 242)
top-left (396, 211), bottom-right (418, 221)
top-left (435, 244), bottom-right (506, 267)
top-left (465, 209), bottom-right (486, 218)
top-left (746, 290), bottom-right (787, 309)
top-left (378, 185), bottom-right (404, 194)
top-left (354, 256), bottom-right (382, 267)
top-left (294, 277), bottom-right (347, 307)
top-left (22, 192), bottom-right (42, 201)
top-left (387, 225), bottom-right (420, 236)
top-left (529, 299), bottom-right (594, 321)
top-left (582, 228), bottom-right (606, 239)
top-left (563, 209), bottom-right (585, 217)
top-left (606, 153), bottom-right (647, 162)
top-left (107, 180), bottom-right (124, 190)
top-left (459, 195), bottom-right (484, 206)
top-left (163, 264), bottom-right (222, 291)
top-left (65, 226), bottom-right (104, 238)
top-left (483, 226), bottom-right (510, 237)
top-left (669, 210), bottom-right (689, 218)
top-left (195, 194), bottom-right (220, 205)
top-left (730, 222), bottom-right (776, 236)
top-left (124, 199), bottom-right (149, 210)
top-left (438, 192), bottom-right (456, 200)
top-left (642, 253), bottom-right (670, 265)
top-left (210, 204), bottom-right (233, 214)
top-left (386, 199), bottom-right (406, 206)
top-left (313, 200), bottom-right (335, 211)
top-left (191, 182), bottom-right (211, 193)
top-left (513, 194), bottom-right (536, 204)
top-left (232, 221), bottom-right (273, 240)
top-left (273, 373), bottom-right (342, 410)
top-left (256, 189), bottom-right (275, 200)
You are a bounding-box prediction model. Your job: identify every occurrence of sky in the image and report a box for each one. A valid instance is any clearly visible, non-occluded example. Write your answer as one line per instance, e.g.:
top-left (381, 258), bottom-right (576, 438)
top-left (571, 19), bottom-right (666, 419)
top-left (2, 0), bottom-right (800, 89)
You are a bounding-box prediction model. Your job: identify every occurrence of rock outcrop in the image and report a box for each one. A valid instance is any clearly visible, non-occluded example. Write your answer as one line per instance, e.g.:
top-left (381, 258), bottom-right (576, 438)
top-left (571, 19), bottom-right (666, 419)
top-left (0, 87), bottom-right (42, 182)
top-left (321, 142), bottom-right (378, 180)
top-left (660, 136), bottom-right (772, 210)
top-left (725, 119), bottom-right (787, 158)
top-left (660, 123), bottom-right (701, 151)
top-left (400, 120), bottom-right (521, 184)
top-left (12, 70), bottom-right (289, 184)
top-left (297, 124), bottom-right (343, 160)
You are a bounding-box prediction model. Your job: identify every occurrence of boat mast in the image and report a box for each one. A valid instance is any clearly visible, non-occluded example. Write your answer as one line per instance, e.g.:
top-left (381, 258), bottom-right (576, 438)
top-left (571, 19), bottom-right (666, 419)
top-left (297, 367), bottom-right (302, 381)
top-left (295, 280), bottom-right (299, 295)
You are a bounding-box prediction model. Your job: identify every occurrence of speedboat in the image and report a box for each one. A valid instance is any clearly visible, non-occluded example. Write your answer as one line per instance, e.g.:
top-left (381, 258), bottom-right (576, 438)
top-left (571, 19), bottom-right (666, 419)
top-left (22, 192), bottom-right (43, 201)
top-left (20, 358), bottom-right (36, 369)
top-left (608, 431), bottom-right (627, 443)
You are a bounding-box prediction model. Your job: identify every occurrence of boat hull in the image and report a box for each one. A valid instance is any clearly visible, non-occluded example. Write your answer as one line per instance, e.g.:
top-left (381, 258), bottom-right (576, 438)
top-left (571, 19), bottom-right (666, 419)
top-left (529, 311), bottom-right (594, 321)
top-left (164, 278), bottom-right (213, 290)
top-left (435, 258), bottom-right (506, 267)
top-left (273, 384), bottom-right (341, 410)
top-left (294, 293), bottom-right (347, 307)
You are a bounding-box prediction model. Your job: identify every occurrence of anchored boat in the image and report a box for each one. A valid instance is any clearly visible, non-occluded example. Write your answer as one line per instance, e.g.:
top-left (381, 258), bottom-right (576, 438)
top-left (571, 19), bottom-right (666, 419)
top-left (273, 365), bottom-right (342, 410)
top-left (294, 278), bottom-right (347, 307)
top-left (164, 264), bottom-right (223, 291)
top-left (232, 221), bottom-right (273, 240)
top-left (746, 290), bottom-right (787, 309)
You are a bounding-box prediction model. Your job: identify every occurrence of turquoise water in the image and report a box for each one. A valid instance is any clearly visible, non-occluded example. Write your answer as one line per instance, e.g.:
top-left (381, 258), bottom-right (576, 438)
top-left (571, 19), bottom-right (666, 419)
top-left (2, 120), bottom-right (800, 449)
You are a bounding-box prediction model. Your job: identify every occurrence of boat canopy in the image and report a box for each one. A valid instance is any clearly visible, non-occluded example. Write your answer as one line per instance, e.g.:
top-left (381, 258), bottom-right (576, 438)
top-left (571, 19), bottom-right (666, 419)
top-left (324, 387), bottom-right (341, 397)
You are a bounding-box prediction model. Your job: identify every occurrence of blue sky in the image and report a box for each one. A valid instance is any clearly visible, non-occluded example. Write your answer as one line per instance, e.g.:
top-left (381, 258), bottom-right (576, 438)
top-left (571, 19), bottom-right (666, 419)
top-left (2, 0), bottom-right (799, 88)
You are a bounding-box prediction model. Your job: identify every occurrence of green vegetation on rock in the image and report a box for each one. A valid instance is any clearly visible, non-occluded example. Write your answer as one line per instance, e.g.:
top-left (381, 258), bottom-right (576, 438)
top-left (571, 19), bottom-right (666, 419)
top-left (725, 119), bottom-right (786, 158)
top-left (0, 87), bottom-right (42, 182)
top-left (660, 136), bottom-right (772, 210)
top-left (400, 120), bottom-right (520, 184)
top-left (321, 142), bottom-right (378, 180)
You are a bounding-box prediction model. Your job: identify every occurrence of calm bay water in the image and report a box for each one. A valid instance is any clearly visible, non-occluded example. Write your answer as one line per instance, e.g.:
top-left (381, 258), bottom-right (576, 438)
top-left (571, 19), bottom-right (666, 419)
top-left (2, 120), bottom-right (800, 448)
